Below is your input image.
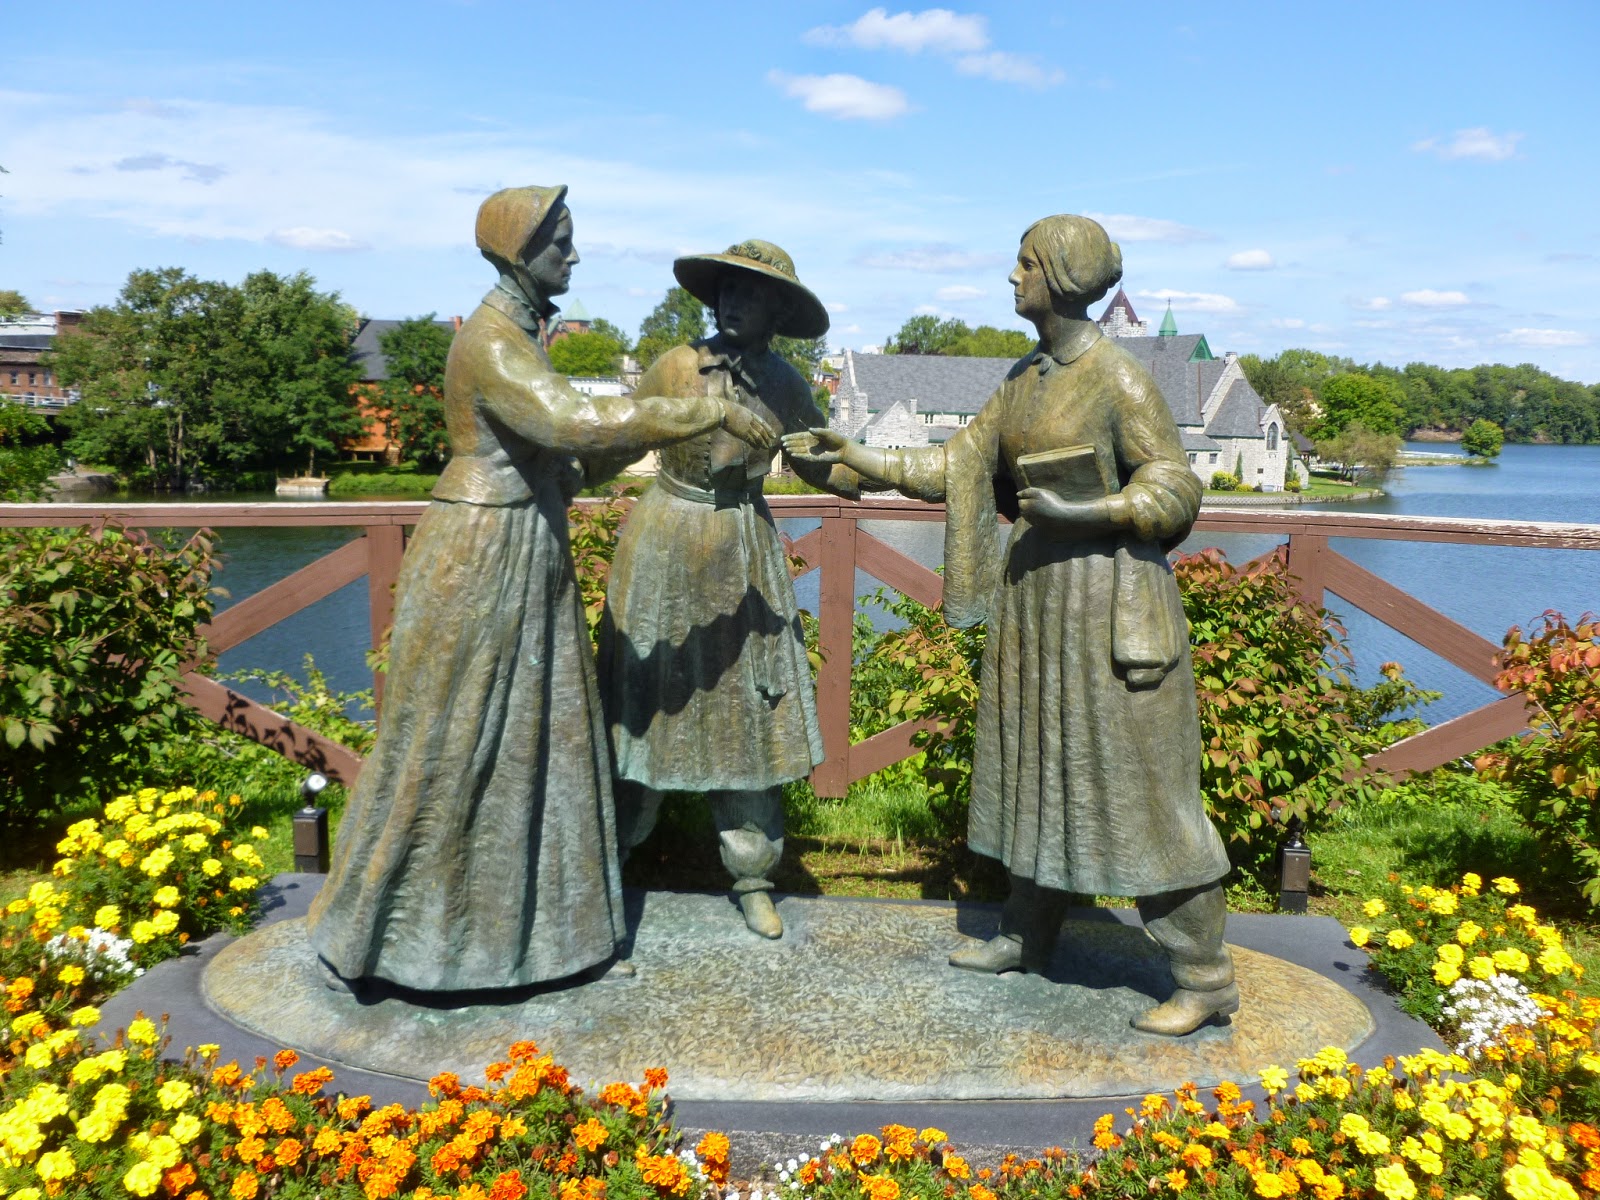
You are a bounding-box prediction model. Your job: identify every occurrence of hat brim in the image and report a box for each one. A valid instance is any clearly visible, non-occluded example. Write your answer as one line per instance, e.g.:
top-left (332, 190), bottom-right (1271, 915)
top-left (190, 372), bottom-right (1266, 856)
top-left (673, 254), bottom-right (830, 341)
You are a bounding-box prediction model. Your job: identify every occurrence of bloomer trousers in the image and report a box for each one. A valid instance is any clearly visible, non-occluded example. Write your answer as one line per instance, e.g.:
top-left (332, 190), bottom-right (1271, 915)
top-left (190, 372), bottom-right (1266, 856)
top-left (1000, 874), bottom-right (1234, 992)
top-left (615, 782), bottom-right (784, 895)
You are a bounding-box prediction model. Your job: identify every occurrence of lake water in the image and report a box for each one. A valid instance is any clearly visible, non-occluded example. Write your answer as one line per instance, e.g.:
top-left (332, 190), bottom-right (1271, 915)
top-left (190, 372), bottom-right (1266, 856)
top-left (96, 442), bottom-right (1600, 727)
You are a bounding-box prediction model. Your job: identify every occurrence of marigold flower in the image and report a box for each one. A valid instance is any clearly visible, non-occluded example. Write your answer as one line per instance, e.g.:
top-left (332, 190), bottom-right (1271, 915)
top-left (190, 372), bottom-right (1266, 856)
top-left (292, 1066), bottom-right (335, 1095)
top-left (859, 1173), bottom-right (900, 1200)
top-left (1259, 1066), bottom-right (1289, 1095)
top-left (124, 1160), bottom-right (163, 1197)
top-left (157, 1078), bottom-right (194, 1109)
top-left (970, 1187), bottom-right (997, 1200)
top-left (1387, 929), bottom-right (1416, 950)
top-left (1251, 1169), bottom-right (1287, 1197)
top-left (230, 1170), bottom-right (260, 1200)
top-left (172, 1113), bottom-right (203, 1145)
top-left (943, 1154), bottom-right (971, 1179)
top-left (127, 1017), bottom-right (159, 1045)
top-left (163, 1163), bottom-right (198, 1195)
top-left (1373, 1164), bottom-right (1416, 1200)
top-left (850, 1134), bottom-right (882, 1165)
top-left (574, 1118), bottom-right (609, 1153)
top-left (1349, 927), bottom-right (1371, 947)
top-left (643, 1067), bottom-right (669, 1090)
top-left (1182, 1144), bottom-right (1213, 1169)
top-left (1492, 877), bottom-right (1520, 895)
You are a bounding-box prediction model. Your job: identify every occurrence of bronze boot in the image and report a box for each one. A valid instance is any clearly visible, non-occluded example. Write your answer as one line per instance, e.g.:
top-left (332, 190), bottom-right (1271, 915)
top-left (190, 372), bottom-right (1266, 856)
top-left (1131, 983), bottom-right (1240, 1035)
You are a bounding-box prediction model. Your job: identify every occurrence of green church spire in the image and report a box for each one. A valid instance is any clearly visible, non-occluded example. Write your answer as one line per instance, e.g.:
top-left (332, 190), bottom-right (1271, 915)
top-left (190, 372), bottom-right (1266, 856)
top-left (1158, 301), bottom-right (1178, 337)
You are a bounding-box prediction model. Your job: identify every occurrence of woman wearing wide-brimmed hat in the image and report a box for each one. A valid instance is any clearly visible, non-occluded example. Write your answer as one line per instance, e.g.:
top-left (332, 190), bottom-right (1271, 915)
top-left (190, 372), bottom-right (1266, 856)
top-left (786, 215), bottom-right (1236, 1035)
top-left (599, 239), bottom-right (865, 940)
top-left (307, 188), bottom-right (773, 992)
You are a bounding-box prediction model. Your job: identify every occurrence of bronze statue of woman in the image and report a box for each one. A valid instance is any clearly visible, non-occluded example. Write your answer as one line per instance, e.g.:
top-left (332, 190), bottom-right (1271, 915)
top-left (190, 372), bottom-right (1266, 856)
top-left (306, 186), bottom-right (772, 992)
top-left (786, 215), bottom-right (1236, 1035)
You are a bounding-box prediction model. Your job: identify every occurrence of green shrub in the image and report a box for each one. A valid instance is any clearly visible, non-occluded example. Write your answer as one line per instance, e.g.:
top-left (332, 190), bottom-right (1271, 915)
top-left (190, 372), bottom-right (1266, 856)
top-left (1476, 611), bottom-right (1600, 904)
top-left (326, 470), bottom-right (439, 496)
top-left (0, 525), bottom-right (216, 825)
top-left (1175, 548), bottom-right (1416, 876)
top-left (1209, 470), bottom-right (1241, 491)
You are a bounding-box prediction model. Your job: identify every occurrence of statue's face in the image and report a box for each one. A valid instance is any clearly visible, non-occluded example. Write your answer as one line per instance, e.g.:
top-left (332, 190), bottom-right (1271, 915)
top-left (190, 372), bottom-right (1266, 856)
top-left (1008, 242), bottom-right (1052, 324)
top-left (522, 209), bottom-right (579, 297)
top-left (716, 273), bottom-right (782, 348)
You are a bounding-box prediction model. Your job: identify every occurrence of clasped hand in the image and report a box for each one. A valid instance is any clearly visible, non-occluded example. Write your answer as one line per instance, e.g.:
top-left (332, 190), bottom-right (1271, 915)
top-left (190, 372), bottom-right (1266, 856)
top-left (1016, 487), bottom-right (1111, 531)
top-left (720, 401), bottom-right (778, 450)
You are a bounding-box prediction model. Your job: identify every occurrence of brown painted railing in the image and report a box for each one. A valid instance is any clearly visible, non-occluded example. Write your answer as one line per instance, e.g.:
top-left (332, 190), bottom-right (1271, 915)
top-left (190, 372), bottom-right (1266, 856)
top-left (5, 499), bottom-right (1598, 793)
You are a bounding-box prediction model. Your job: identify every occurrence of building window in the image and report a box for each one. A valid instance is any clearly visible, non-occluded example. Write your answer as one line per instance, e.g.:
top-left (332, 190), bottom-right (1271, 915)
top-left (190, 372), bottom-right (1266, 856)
top-left (1267, 423), bottom-right (1279, 451)
top-left (7, 372), bottom-right (16, 385)
top-left (1208, 452), bottom-right (1218, 464)
top-left (1187, 452), bottom-right (1195, 464)
top-left (27, 372), bottom-right (36, 385)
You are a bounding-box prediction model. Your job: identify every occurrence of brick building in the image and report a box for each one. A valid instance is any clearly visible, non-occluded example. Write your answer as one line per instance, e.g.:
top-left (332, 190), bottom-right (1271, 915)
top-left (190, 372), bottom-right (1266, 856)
top-left (0, 312), bottom-right (83, 410)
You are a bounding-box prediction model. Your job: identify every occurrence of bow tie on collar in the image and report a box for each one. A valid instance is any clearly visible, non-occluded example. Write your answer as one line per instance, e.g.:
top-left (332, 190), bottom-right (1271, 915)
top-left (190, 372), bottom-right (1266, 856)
top-left (701, 350), bottom-right (763, 394)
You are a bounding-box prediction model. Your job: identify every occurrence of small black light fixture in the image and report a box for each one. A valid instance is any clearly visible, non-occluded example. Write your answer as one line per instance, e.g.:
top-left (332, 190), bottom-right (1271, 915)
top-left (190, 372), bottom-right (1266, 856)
top-left (1278, 814), bottom-right (1311, 913)
top-left (293, 773), bottom-right (331, 874)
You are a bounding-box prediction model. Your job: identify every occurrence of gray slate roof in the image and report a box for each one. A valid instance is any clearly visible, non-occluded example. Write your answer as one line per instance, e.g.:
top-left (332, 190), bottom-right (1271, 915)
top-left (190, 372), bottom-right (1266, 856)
top-left (1207, 378), bottom-right (1269, 439)
top-left (1179, 428), bottom-right (1223, 453)
top-left (1113, 335), bottom-right (1213, 426)
top-left (351, 318), bottom-right (456, 382)
top-left (839, 351), bottom-right (1017, 417)
top-left (0, 335), bottom-right (53, 352)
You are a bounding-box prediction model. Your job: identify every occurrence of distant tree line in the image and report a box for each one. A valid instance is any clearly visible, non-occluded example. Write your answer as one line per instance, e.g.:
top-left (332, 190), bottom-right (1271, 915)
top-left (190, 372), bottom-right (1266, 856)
top-left (1239, 348), bottom-right (1600, 446)
top-left (883, 314), bottom-right (1034, 359)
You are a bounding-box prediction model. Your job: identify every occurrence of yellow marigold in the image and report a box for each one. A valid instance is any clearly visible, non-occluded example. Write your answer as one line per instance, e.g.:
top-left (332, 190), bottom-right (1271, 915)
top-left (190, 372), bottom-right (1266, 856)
top-left (859, 1173), bottom-right (900, 1200)
top-left (1461, 872), bottom-right (1482, 895)
top-left (1436, 943), bottom-right (1465, 965)
top-left (124, 1160), bottom-right (164, 1196)
top-left (11, 1010), bottom-right (45, 1035)
top-left (36, 1147), bottom-right (76, 1181)
top-left (183, 832), bottom-right (209, 852)
top-left (1363, 898), bottom-right (1387, 917)
top-left (1537, 948), bottom-right (1573, 976)
top-left (93, 904), bottom-right (122, 929)
top-left (1251, 1170), bottom-right (1287, 1197)
top-left (202, 859), bottom-right (223, 877)
top-left (1507, 904), bottom-right (1538, 924)
top-left (1166, 1169), bottom-right (1189, 1192)
top-left (851, 1134), bottom-right (883, 1165)
top-left (1494, 948), bottom-right (1532, 975)
top-left (1456, 921), bottom-right (1483, 945)
top-left (24, 1042), bottom-right (54, 1069)
top-left (127, 1017), bottom-right (159, 1045)
top-left (157, 1079), bottom-right (193, 1110)
top-left (920, 1127), bottom-right (948, 1146)
top-left (1503, 1152), bottom-right (1577, 1200)
top-left (1434, 961), bottom-right (1463, 986)
top-left (139, 847), bottom-right (174, 876)
top-left (1349, 927), bottom-right (1371, 947)
top-left (1429, 892), bottom-right (1459, 916)
top-left (130, 920), bottom-right (157, 944)
top-left (151, 909), bottom-right (180, 935)
top-left (1182, 1144), bottom-right (1213, 1169)
top-left (1318, 1075), bottom-right (1352, 1100)
top-left (229, 875), bottom-right (259, 892)
top-left (1492, 877), bottom-right (1520, 895)
top-left (1469, 955), bottom-right (1497, 980)
top-left (231, 1170), bottom-right (260, 1200)
top-left (1387, 929), bottom-right (1416, 950)
top-left (172, 1113), bottom-right (203, 1145)
top-left (1373, 1163), bottom-right (1416, 1200)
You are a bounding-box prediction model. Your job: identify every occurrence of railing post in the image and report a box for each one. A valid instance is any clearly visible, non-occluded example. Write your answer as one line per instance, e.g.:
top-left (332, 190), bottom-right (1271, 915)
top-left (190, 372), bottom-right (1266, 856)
top-left (365, 523), bottom-right (406, 707)
top-left (1286, 532), bottom-right (1329, 611)
top-left (810, 507), bottom-right (857, 798)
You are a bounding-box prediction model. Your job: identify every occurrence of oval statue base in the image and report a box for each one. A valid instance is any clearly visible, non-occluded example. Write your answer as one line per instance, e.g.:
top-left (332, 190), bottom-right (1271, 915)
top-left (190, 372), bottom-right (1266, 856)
top-left (204, 892), bottom-right (1372, 1103)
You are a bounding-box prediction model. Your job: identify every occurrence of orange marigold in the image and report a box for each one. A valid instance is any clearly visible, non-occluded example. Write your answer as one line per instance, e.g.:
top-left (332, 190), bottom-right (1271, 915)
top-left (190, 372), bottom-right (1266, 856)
top-left (881, 1124), bottom-right (917, 1162)
top-left (1571, 1124), bottom-right (1600, 1152)
top-left (163, 1163), bottom-right (198, 1194)
top-left (574, 1119), bottom-right (609, 1153)
top-left (643, 1068), bottom-right (669, 1090)
top-left (236, 1136), bottom-right (266, 1165)
top-left (276, 1137), bottom-right (305, 1167)
top-left (850, 1134), bottom-right (883, 1165)
top-left (274, 1049), bottom-right (300, 1072)
top-left (696, 1132), bottom-right (730, 1183)
top-left (942, 1155), bottom-right (971, 1180)
top-left (292, 1067), bottom-right (336, 1097)
top-left (970, 1187), bottom-right (997, 1200)
top-left (488, 1170), bottom-right (529, 1200)
top-left (337, 1095), bottom-right (372, 1122)
top-left (261, 1097), bottom-right (296, 1134)
top-left (230, 1171), bottom-right (259, 1200)
top-left (312, 1126), bottom-right (344, 1156)
top-left (860, 1173), bottom-right (900, 1200)
top-left (429, 1072), bottom-right (461, 1098)
top-left (431, 1144), bottom-right (464, 1176)
top-left (581, 1178), bottom-right (607, 1200)
top-left (507, 1040), bottom-right (542, 1063)
top-left (485, 1061), bottom-right (511, 1083)
top-left (638, 1153), bottom-right (690, 1196)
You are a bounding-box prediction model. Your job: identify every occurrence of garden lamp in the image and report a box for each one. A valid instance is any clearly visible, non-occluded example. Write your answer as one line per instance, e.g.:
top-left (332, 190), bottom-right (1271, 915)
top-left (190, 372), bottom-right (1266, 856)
top-left (1278, 815), bottom-right (1311, 913)
top-left (293, 772), bottom-right (330, 874)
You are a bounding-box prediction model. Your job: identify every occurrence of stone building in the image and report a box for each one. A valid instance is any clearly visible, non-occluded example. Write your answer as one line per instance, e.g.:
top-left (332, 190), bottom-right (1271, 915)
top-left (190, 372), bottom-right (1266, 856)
top-left (830, 295), bottom-right (1298, 491)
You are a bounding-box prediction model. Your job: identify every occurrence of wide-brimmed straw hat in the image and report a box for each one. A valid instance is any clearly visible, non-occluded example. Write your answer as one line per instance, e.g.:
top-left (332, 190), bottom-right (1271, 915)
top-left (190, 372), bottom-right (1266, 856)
top-left (476, 184), bottom-right (568, 267)
top-left (673, 240), bottom-right (829, 340)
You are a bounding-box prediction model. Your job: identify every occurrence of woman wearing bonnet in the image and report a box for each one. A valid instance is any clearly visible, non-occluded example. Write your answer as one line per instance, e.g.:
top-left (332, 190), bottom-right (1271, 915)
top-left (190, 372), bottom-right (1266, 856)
top-left (307, 185), bottom-right (772, 993)
top-left (786, 214), bottom-right (1236, 1035)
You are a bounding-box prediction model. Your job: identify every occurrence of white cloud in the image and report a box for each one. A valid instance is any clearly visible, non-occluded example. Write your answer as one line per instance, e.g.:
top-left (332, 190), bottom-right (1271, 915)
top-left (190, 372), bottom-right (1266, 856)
top-left (1224, 248), bottom-right (1275, 271)
top-left (858, 245), bottom-right (1000, 272)
top-left (935, 285), bottom-right (985, 301)
top-left (1084, 212), bottom-right (1213, 244)
top-left (114, 152), bottom-right (226, 184)
top-left (953, 52), bottom-right (1064, 88)
top-left (268, 227), bottom-right (369, 252)
top-left (1266, 317), bottom-right (1305, 329)
top-left (1135, 288), bottom-right (1240, 315)
top-left (766, 71), bottom-right (911, 120)
top-left (804, 8), bottom-right (988, 54)
top-left (1502, 328), bottom-right (1591, 348)
top-left (1352, 296), bottom-right (1393, 310)
top-left (1412, 127), bottom-right (1523, 162)
top-left (1401, 289), bottom-right (1471, 307)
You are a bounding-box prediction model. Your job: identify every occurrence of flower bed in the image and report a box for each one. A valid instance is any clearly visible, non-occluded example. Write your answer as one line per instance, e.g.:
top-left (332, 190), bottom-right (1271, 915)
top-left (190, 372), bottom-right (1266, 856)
top-left (3, 791), bottom-right (1599, 1200)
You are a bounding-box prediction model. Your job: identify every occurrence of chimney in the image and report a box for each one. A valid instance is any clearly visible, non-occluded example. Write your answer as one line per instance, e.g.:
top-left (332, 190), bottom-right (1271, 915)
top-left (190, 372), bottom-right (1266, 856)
top-left (452, 315), bottom-right (463, 331)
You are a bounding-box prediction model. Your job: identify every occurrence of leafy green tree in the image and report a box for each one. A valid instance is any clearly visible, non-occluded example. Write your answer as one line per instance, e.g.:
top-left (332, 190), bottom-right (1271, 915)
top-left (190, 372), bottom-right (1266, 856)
top-left (1315, 421), bottom-right (1402, 482)
top-left (771, 334), bottom-right (825, 380)
top-left (1461, 418), bottom-right (1505, 459)
top-left (0, 289), bottom-right (29, 318)
top-left (233, 270), bottom-right (363, 477)
top-left (635, 287), bottom-right (708, 369)
top-left (547, 330), bottom-right (623, 377)
top-left (1316, 372), bottom-right (1407, 437)
top-left (0, 396), bottom-right (61, 500)
top-left (883, 314), bottom-right (968, 355)
top-left (947, 325), bottom-right (1034, 358)
top-left (376, 315), bottom-right (454, 470)
top-left (588, 317), bottom-right (631, 353)
top-left (49, 268), bottom-right (361, 486)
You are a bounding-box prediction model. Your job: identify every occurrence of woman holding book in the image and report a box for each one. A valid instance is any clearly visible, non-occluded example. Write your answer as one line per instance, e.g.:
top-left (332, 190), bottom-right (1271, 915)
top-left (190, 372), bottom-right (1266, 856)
top-left (785, 214), bottom-right (1235, 1036)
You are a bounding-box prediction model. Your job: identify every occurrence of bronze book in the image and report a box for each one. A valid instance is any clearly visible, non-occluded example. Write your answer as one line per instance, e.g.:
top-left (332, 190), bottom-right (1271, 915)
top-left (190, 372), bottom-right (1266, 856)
top-left (1013, 444), bottom-right (1107, 502)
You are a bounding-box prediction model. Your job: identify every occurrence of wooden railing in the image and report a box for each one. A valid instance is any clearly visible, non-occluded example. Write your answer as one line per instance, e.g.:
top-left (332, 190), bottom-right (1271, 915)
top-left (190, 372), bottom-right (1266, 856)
top-left (5, 499), bottom-right (1598, 792)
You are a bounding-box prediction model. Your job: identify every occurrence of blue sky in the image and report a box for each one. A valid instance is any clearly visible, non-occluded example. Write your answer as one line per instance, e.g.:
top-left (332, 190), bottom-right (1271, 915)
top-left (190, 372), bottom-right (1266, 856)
top-left (3, 2), bottom-right (1598, 381)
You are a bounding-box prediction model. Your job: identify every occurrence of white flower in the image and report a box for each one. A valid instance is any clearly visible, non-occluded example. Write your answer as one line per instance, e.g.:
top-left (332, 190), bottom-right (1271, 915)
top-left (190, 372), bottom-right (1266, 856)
top-left (798, 1153), bottom-right (810, 1164)
top-left (1443, 973), bottom-right (1545, 1057)
top-left (786, 1159), bottom-right (799, 1172)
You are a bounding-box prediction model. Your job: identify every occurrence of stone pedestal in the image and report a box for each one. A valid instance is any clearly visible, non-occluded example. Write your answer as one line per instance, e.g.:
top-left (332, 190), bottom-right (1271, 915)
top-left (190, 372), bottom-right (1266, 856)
top-left (204, 891), bottom-right (1370, 1102)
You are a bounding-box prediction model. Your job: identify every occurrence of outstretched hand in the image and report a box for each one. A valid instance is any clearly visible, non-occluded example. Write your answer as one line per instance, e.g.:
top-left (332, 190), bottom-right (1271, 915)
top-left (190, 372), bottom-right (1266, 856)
top-left (782, 427), bottom-right (848, 464)
top-left (721, 401), bottom-right (777, 450)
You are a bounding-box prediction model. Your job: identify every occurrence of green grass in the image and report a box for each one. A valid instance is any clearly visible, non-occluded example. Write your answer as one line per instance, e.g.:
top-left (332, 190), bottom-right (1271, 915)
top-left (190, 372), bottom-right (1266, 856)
top-left (327, 470), bottom-right (439, 497)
